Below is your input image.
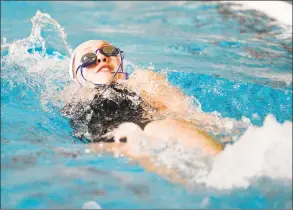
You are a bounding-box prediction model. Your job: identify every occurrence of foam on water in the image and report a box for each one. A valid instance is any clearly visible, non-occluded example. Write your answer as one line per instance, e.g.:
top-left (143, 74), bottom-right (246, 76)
top-left (200, 114), bottom-right (292, 189)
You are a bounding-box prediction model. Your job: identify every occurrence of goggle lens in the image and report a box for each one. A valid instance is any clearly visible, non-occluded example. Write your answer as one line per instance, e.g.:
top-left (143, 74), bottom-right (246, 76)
top-left (101, 46), bottom-right (119, 56)
top-left (81, 53), bottom-right (97, 67)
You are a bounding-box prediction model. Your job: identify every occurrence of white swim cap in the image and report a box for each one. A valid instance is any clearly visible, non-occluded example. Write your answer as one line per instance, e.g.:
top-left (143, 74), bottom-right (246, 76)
top-left (69, 49), bottom-right (76, 81)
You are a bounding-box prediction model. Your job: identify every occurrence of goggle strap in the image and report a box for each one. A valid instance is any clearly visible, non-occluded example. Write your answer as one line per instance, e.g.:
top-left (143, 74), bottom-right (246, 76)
top-left (120, 52), bottom-right (128, 79)
top-left (110, 51), bottom-right (124, 82)
top-left (80, 67), bottom-right (87, 81)
top-left (75, 65), bottom-right (84, 87)
top-left (75, 65), bottom-right (81, 77)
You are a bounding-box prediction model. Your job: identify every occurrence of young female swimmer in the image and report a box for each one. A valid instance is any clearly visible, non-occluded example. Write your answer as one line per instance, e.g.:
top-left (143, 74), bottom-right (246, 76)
top-left (63, 40), bottom-right (224, 181)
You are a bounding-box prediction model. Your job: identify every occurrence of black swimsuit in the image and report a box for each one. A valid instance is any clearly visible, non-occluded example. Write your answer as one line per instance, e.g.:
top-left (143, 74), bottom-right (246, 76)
top-left (62, 83), bottom-right (154, 143)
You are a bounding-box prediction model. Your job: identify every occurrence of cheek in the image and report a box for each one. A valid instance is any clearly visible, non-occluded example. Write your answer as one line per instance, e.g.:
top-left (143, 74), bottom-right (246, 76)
top-left (110, 57), bottom-right (121, 67)
top-left (86, 66), bottom-right (97, 71)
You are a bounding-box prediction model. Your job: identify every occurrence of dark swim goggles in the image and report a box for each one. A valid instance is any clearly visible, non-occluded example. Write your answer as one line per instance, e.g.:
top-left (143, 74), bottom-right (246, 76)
top-left (80, 45), bottom-right (121, 67)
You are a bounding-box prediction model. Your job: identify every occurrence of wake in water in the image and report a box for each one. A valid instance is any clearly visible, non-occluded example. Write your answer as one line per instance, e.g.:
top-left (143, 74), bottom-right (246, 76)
top-left (1, 10), bottom-right (292, 192)
top-left (199, 114), bottom-right (292, 189)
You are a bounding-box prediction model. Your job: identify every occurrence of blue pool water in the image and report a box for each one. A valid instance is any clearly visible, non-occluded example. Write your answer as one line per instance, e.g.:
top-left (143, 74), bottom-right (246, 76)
top-left (1, 1), bottom-right (292, 209)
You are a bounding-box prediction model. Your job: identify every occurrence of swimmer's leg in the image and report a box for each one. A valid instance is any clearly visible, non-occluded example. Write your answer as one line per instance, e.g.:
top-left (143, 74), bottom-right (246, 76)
top-left (143, 119), bottom-right (224, 155)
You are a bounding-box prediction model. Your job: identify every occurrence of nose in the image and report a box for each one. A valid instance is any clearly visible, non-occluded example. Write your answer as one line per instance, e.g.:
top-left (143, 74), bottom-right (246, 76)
top-left (96, 54), bottom-right (109, 64)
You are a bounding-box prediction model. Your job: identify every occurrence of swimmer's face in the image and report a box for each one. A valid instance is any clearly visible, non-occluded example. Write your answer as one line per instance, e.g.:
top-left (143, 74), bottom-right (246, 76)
top-left (73, 40), bottom-right (125, 85)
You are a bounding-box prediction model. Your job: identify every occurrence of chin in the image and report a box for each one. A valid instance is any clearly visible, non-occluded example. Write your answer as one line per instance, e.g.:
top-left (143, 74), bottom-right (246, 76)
top-left (90, 73), bottom-right (113, 84)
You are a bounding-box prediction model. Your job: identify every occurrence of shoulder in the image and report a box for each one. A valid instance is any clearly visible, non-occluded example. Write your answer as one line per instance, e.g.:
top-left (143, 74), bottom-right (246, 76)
top-left (130, 68), bottom-right (165, 82)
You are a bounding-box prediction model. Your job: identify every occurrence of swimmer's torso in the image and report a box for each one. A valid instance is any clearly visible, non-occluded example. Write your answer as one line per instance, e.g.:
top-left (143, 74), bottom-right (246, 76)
top-left (62, 83), bottom-right (156, 142)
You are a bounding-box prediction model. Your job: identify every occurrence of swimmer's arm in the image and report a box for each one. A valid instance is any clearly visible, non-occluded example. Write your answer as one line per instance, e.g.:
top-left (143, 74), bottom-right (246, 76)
top-left (144, 119), bottom-right (224, 155)
top-left (128, 69), bottom-right (234, 130)
top-left (128, 69), bottom-right (191, 114)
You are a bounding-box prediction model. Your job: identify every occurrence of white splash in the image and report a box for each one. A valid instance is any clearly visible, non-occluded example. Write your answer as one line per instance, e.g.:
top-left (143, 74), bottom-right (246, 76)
top-left (200, 114), bottom-right (292, 189)
top-left (1, 11), bottom-right (73, 111)
top-left (1, 10), bottom-right (72, 57)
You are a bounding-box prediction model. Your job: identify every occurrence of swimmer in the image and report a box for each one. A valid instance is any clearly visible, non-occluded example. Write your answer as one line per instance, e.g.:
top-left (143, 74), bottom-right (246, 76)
top-left (62, 40), bottom-right (225, 182)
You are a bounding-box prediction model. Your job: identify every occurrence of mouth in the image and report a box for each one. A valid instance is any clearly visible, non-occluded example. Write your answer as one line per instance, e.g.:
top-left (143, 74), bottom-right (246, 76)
top-left (96, 65), bottom-right (112, 73)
